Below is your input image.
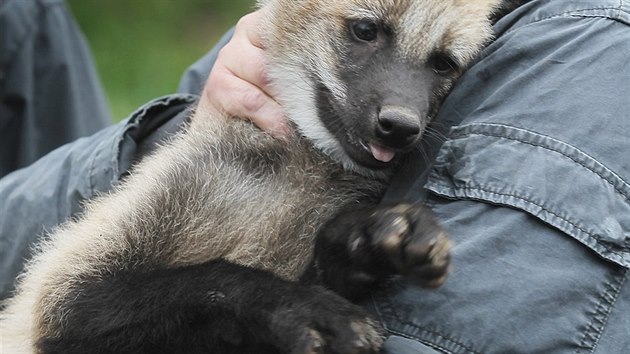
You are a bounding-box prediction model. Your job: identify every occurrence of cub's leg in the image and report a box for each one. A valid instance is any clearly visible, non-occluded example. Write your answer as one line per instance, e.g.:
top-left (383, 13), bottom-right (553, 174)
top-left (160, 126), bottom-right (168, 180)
top-left (309, 204), bottom-right (451, 301)
top-left (37, 259), bottom-right (383, 354)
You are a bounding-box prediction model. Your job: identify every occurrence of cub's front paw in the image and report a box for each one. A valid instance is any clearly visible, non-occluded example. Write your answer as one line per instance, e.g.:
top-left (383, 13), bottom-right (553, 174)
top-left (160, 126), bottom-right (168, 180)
top-left (349, 204), bottom-right (451, 288)
top-left (269, 286), bottom-right (384, 354)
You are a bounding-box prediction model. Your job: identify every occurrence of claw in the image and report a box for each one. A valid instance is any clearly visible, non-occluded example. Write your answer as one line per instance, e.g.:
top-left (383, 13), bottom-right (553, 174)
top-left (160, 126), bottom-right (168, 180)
top-left (301, 328), bottom-right (325, 354)
top-left (365, 205), bottom-right (452, 289)
top-left (428, 232), bottom-right (451, 267)
top-left (380, 216), bottom-right (408, 251)
top-left (351, 319), bottom-right (385, 351)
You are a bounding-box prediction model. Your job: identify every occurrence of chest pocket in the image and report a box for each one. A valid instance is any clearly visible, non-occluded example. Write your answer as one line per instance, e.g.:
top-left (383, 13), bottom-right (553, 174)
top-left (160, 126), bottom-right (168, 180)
top-left (371, 122), bottom-right (630, 354)
top-left (426, 123), bottom-right (630, 268)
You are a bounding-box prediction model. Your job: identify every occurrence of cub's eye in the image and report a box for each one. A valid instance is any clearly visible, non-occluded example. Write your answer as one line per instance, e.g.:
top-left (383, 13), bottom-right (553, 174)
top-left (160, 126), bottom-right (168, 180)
top-left (350, 19), bottom-right (379, 42)
top-left (432, 54), bottom-right (458, 75)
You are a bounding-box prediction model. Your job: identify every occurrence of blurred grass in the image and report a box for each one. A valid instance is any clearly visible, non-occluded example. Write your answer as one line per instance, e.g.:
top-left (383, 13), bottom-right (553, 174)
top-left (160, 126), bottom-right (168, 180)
top-left (68, 0), bottom-right (256, 122)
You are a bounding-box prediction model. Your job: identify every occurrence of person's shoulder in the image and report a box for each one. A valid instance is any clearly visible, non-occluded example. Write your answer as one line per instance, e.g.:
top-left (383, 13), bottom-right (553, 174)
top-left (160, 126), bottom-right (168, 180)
top-left (0, 0), bottom-right (67, 67)
top-left (496, 0), bottom-right (630, 36)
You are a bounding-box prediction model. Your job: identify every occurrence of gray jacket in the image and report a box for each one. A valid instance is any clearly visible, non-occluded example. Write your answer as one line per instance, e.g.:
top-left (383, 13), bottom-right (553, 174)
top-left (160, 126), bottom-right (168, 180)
top-left (0, 0), bottom-right (628, 352)
top-left (0, 0), bottom-right (111, 178)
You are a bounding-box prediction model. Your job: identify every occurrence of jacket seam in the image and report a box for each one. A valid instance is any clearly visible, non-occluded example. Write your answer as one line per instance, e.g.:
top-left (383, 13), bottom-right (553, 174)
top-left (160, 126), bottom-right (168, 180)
top-left (578, 269), bottom-right (628, 353)
top-left (374, 291), bottom-right (480, 354)
top-left (449, 127), bottom-right (630, 203)
top-left (386, 328), bottom-right (455, 354)
top-left (429, 182), bottom-right (628, 258)
top-left (502, 1), bottom-right (625, 37)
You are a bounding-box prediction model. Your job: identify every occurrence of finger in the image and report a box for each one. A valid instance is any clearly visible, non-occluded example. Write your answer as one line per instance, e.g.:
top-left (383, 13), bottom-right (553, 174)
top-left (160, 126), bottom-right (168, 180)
top-left (206, 66), bottom-right (290, 138)
top-left (230, 10), bottom-right (279, 97)
top-left (236, 9), bottom-right (266, 49)
top-left (217, 39), bottom-right (280, 99)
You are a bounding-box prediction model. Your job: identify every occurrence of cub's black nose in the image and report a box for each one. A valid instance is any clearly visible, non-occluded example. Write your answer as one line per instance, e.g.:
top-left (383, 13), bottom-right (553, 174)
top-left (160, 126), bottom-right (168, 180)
top-left (376, 106), bottom-right (421, 148)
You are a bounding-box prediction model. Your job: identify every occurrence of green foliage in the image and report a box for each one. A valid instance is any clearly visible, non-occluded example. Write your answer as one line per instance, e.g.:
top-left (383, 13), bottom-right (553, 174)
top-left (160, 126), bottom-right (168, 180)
top-left (68, 0), bottom-right (255, 121)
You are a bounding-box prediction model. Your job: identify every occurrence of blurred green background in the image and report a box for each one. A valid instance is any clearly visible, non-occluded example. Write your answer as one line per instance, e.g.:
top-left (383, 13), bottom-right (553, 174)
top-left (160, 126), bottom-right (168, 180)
top-left (68, 0), bottom-right (256, 121)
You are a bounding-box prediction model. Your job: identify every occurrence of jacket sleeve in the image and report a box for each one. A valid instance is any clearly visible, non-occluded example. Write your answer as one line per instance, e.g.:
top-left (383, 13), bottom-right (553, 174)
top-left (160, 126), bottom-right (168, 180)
top-left (0, 94), bottom-right (196, 300)
top-left (0, 15), bottom-right (234, 300)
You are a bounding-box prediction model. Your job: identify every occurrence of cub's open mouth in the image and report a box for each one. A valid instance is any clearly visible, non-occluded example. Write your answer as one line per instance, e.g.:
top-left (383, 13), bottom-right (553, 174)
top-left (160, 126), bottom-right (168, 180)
top-left (342, 131), bottom-right (403, 169)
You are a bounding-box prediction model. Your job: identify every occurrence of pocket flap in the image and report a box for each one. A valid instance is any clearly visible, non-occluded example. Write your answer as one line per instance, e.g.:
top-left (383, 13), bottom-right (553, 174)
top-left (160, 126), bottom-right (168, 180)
top-left (426, 123), bottom-right (630, 268)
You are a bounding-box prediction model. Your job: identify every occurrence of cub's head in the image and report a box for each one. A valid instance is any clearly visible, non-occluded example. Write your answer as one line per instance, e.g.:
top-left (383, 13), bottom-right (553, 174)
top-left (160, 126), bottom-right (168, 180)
top-left (258, 0), bottom-right (501, 175)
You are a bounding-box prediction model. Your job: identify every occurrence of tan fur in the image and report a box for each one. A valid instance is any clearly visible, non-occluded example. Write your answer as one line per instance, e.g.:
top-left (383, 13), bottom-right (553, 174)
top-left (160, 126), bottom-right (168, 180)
top-left (258, 0), bottom-right (500, 170)
top-left (0, 101), bottom-right (385, 350)
top-left (0, 1), bottom-right (501, 352)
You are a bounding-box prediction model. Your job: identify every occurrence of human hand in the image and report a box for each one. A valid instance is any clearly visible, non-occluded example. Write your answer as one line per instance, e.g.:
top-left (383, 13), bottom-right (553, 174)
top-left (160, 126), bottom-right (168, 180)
top-left (202, 9), bottom-right (290, 138)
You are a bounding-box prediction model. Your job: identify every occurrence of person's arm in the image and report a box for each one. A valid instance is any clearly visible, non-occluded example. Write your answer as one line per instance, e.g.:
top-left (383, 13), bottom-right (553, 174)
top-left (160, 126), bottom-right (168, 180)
top-left (0, 8), bottom-right (279, 300)
top-left (0, 94), bottom-right (196, 300)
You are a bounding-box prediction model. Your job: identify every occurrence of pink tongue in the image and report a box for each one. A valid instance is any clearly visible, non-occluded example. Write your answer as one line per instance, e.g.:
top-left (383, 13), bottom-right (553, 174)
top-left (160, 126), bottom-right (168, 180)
top-left (369, 144), bottom-right (396, 163)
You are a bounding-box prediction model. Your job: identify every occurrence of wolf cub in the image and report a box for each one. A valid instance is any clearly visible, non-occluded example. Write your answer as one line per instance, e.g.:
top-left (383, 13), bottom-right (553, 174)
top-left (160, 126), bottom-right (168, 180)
top-left (0, 0), bottom-right (508, 353)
